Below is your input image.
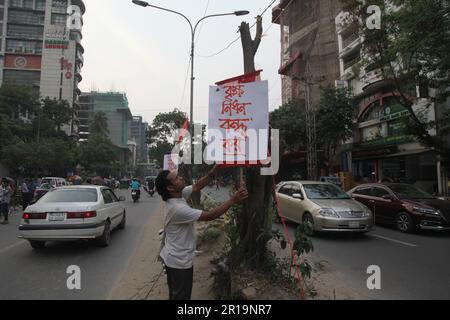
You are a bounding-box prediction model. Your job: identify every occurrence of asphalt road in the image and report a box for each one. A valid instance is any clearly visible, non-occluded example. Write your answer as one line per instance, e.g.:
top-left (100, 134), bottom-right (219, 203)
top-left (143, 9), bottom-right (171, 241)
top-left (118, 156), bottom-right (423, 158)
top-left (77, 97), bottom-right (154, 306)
top-left (0, 189), bottom-right (160, 300)
top-left (277, 220), bottom-right (450, 300)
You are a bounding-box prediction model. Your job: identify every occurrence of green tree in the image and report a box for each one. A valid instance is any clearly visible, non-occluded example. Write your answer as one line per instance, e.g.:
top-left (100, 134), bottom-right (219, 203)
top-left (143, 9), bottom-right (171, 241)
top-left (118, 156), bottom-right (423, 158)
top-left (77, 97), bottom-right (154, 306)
top-left (2, 138), bottom-right (76, 177)
top-left (41, 97), bottom-right (72, 132)
top-left (147, 108), bottom-right (187, 166)
top-left (342, 0), bottom-right (450, 156)
top-left (89, 111), bottom-right (109, 137)
top-left (77, 134), bottom-right (119, 177)
top-left (270, 100), bottom-right (307, 152)
top-left (316, 85), bottom-right (356, 167)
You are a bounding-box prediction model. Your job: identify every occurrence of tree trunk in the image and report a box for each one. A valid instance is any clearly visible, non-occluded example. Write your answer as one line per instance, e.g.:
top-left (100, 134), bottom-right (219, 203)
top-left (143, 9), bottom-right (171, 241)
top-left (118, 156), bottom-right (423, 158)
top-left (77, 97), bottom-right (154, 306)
top-left (237, 16), bottom-right (272, 269)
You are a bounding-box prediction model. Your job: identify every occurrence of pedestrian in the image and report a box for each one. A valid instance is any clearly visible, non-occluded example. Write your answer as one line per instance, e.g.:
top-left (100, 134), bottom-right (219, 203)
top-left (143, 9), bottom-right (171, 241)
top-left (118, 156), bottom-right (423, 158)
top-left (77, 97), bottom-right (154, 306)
top-left (0, 178), bottom-right (13, 225)
top-left (155, 165), bottom-right (248, 300)
top-left (215, 178), bottom-right (221, 191)
top-left (21, 178), bottom-right (32, 210)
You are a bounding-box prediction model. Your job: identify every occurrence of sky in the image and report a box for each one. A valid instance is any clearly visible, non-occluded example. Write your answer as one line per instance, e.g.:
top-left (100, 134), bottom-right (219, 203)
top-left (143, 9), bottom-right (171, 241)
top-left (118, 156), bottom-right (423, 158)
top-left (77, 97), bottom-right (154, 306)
top-left (79, 0), bottom-right (282, 126)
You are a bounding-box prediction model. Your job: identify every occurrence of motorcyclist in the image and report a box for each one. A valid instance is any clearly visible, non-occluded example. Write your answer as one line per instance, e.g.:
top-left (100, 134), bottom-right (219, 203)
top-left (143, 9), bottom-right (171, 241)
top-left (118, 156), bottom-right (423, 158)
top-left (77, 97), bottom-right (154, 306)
top-left (147, 179), bottom-right (155, 192)
top-left (130, 178), bottom-right (141, 197)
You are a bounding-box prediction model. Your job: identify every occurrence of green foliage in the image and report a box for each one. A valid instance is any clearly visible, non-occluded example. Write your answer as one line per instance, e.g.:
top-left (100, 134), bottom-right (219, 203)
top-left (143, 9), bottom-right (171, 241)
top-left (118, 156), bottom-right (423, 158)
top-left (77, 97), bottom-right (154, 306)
top-left (2, 138), bottom-right (76, 177)
top-left (0, 85), bottom-right (39, 118)
top-left (199, 226), bottom-right (222, 243)
top-left (342, 0), bottom-right (450, 156)
top-left (41, 97), bottom-right (72, 132)
top-left (77, 134), bottom-right (119, 177)
top-left (147, 108), bottom-right (187, 166)
top-left (270, 101), bottom-right (306, 151)
top-left (89, 111), bottom-right (109, 137)
top-left (293, 223), bottom-right (314, 280)
top-left (316, 85), bottom-right (356, 162)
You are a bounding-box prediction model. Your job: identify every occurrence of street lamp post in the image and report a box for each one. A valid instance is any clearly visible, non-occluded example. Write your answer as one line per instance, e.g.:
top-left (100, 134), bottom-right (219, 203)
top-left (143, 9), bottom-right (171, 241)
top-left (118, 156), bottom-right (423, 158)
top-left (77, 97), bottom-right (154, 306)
top-left (132, 0), bottom-right (249, 174)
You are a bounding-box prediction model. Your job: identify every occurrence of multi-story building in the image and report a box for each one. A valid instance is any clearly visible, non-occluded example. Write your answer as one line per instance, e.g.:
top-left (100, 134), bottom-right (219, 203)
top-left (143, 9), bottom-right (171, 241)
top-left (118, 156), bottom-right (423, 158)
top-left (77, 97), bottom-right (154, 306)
top-left (335, 10), bottom-right (443, 194)
top-left (78, 91), bottom-right (133, 168)
top-left (0, 0), bottom-right (85, 136)
top-left (130, 116), bottom-right (149, 164)
top-left (272, 0), bottom-right (343, 106)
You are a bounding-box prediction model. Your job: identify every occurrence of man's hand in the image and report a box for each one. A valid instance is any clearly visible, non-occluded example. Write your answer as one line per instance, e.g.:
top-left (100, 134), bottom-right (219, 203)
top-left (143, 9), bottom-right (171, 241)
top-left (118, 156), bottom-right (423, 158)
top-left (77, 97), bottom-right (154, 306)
top-left (207, 164), bottom-right (219, 178)
top-left (232, 188), bottom-right (248, 203)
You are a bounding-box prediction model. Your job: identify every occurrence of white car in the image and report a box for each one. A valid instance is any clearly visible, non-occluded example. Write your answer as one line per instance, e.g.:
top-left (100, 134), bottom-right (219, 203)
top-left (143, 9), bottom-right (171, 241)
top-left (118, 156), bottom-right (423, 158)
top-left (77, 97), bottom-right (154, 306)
top-left (18, 186), bottom-right (126, 250)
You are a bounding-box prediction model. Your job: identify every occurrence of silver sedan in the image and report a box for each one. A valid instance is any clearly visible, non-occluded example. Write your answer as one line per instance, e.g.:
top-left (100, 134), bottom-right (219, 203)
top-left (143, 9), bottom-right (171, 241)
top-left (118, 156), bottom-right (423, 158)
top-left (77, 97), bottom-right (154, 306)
top-left (276, 181), bottom-right (374, 235)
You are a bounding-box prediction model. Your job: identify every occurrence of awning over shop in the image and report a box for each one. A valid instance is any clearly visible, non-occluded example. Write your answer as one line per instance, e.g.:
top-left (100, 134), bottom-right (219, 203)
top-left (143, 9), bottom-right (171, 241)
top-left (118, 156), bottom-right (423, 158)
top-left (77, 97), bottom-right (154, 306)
top-left (279, 51), bottom-right (302, 77)
top-left (384, 149), bottom-right (434, 158)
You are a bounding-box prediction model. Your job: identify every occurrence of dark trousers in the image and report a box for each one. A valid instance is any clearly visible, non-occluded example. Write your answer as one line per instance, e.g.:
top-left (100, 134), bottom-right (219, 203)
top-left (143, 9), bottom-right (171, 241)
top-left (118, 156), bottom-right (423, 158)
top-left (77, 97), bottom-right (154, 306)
top-left (0, 203), bottom-right (9, 221)
top-left (165, 266), bottom-right (193, 300)
top-left (22, 193), bottom-right (32, 210)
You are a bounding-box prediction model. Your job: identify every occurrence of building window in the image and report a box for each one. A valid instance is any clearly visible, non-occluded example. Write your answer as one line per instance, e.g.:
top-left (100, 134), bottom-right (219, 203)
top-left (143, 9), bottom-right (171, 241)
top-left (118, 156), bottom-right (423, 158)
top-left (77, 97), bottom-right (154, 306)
top-left (52, 0), bottom-right (67, 13)
top-left (10, 0), bottom-right (22, 8)
top-left (8, 9), bottom-right (45, 25)
top-left (36, 0), bottom-right (46, 10)
top-left (343, 51), bottom-right (361, 70)
top-left (3, 69), bottom-right (41, 87)
top-left (6, 39), bottom-right (42, 54)
top-left (7, 24), bottom-right (44, 39)
top-left (51, 13), bottom-right (67, 26)
top-left (23, 0), bottom-right (33, 9)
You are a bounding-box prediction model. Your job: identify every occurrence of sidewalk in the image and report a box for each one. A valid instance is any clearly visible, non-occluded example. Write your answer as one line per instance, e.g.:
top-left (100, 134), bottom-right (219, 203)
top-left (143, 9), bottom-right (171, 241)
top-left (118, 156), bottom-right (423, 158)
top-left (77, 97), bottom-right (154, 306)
top-left (110, 190), bottom-right (366, 300)
top-left (109, 203), bottom-right (217, 300)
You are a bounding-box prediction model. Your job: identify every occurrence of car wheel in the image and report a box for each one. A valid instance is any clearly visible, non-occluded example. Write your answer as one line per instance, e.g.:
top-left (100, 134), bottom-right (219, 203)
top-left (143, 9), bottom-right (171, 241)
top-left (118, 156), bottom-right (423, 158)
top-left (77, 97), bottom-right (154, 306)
top-left (118, 211), bottom-right (126, 230)
top-left (96, 220), bottom-right (111, 247)
top-left (302, 213), bottom-right (315, 236)
top-left (396, 212), bottom-right (417, 233)
top-left (29, 240), bottom-right (45, 250)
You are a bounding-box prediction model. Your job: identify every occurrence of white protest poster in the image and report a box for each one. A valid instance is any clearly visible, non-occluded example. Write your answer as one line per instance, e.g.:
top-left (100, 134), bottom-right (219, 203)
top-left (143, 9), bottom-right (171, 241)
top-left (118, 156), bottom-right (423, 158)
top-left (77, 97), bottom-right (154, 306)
top-left (207, 80), bottom-right (269, 164)
top-left (163, 154), bottom-right (179, 172)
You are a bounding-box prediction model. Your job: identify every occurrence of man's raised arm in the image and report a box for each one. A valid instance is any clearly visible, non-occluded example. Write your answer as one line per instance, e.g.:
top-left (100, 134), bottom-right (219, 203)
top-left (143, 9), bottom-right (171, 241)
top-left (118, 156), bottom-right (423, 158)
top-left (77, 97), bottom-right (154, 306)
top-left (192, 165), bottom-right (218, 193)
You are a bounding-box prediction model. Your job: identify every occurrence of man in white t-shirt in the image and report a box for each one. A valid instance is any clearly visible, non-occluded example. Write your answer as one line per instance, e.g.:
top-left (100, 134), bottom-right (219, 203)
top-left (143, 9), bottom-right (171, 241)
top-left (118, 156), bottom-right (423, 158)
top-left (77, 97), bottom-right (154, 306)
top-left (155, 166), bottom-right (248, 300)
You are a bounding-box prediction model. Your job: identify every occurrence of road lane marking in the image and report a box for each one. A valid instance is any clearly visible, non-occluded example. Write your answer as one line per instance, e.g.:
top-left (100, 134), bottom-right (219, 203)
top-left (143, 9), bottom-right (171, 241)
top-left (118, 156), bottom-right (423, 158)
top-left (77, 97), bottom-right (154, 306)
top-left (371, 234), bottom-right (417, 247)
top-left (0, 240), bottom-right (27, 254)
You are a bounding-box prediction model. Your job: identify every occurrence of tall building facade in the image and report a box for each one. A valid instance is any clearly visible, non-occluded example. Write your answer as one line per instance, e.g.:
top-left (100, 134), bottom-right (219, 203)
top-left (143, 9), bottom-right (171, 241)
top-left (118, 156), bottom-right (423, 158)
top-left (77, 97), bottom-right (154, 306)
top-left (130, 116), bottom-right (148, 164)
top-left (272, 0), bottom-right (343, 106)
top-left (335, 9), bottom-right (442, 195)
top-left (0, 0), bottom-right (85, 136)
top-left (78, 91), bottom-right (133, 167)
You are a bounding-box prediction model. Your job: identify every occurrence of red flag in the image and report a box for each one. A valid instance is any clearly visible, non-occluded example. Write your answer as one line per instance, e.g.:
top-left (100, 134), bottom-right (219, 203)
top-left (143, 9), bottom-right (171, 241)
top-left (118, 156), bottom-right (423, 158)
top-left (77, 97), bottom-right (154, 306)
top-left (178, 119), bottom-right (189, 144)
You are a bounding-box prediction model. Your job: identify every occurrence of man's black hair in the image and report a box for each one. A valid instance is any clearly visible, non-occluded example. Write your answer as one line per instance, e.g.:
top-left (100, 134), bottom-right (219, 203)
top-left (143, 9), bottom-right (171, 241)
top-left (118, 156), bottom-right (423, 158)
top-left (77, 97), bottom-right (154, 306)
top-left (155, 170), bottom-right (171, 201)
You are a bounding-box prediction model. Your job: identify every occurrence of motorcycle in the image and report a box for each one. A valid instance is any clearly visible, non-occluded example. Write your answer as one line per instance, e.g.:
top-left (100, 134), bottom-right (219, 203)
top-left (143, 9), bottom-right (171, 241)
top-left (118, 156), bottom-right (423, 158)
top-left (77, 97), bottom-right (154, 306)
top-left (131, 189), bottom-right (140, 203)
top-left (148, 188), bottom-right (155, 197)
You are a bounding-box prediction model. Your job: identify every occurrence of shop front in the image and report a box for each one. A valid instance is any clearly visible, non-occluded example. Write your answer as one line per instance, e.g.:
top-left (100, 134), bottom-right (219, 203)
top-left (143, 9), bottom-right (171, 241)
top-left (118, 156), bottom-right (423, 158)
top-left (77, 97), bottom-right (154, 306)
top-left (344, 94), bottom-right (439, 194)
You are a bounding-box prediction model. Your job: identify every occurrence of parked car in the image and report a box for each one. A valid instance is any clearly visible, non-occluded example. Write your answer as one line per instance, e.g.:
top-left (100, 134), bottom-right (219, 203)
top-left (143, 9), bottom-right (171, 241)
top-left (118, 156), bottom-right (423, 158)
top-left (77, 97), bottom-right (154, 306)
top-left (276, 181), bottom-right (374, 235)
top-left (348, 183), bottom-right (450, 233)
top-left (40, 177), bottom-right (67, 187)
top-left (18, 186), bottom-right (126, 250)
top-left (33, 183), bottom-right (55, 202)
top-left (320, 176), bottom-right (342, 188)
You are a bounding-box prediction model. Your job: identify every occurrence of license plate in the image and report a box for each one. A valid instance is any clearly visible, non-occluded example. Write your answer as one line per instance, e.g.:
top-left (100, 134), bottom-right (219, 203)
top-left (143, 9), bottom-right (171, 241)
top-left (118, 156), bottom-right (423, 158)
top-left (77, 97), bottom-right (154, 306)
top-left (349, 221), bottom-right (360, 228)
top-left (49, 213), bottom-right (66, 221)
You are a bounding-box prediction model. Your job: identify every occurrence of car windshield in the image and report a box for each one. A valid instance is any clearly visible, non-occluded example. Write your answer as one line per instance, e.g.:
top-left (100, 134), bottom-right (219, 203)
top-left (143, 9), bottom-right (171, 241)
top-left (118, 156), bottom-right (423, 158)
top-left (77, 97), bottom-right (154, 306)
top-left (39, 189), bottom-right (98, 203)
top-left (303, 184), bottom-right (350, 199)
top-left (388, 184), bottom-right (434, 200)
top-left (39, 183), bottom-right (52, 190)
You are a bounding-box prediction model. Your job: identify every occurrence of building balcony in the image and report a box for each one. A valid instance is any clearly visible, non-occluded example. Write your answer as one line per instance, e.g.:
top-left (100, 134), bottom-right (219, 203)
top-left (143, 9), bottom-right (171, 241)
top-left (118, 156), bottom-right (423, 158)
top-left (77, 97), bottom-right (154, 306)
top-left (339, 38), bottom-right (362, 60)
top-left (71, 0), bottom-right (86, 14)
top-left (361, 68), bottom-right (384, 90)
top-left (76, 42), bottom-right (84, 54)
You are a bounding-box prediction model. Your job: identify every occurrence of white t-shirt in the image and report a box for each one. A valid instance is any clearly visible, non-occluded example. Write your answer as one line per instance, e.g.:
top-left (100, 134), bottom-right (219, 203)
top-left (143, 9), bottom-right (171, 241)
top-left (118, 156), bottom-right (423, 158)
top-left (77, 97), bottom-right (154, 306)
top-left (160, 186), bottom-right (203, 269)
